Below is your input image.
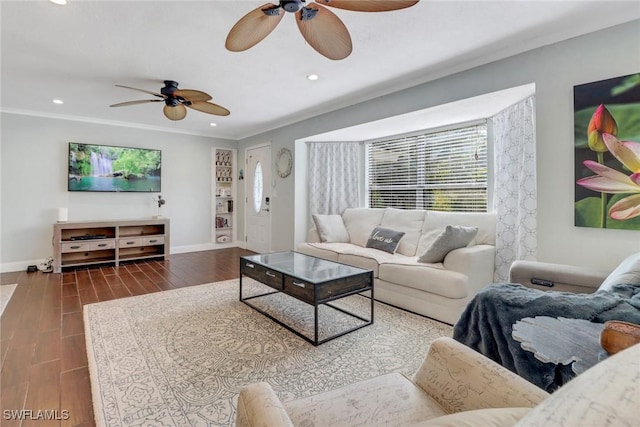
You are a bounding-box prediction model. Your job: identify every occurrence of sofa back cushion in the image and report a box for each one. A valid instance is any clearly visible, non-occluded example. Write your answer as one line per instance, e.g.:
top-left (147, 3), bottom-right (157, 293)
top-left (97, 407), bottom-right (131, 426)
top-left (380, 208), bottom-right (427, 256)
top-left (342, 208), bottom-right (386, 247)
top-left (417, 211), bottom-right (497, 256)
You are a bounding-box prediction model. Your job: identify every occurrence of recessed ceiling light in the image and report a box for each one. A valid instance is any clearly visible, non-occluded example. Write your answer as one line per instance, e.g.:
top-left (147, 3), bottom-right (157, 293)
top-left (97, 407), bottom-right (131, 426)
top-left (49, 0), bottom-right (68, 5)
top-left (53, 99), bottom-right (64, 104)
top-left (307, 74), bottom-right (319, 81)
top-left (209, 123), bottom-right (217, 127)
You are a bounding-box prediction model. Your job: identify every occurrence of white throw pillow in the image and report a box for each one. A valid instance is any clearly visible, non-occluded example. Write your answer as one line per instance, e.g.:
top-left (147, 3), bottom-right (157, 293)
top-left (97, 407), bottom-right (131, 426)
top-left (418, 225), bottom-right (478, 263)
top-left (598, 252), bottom-right (640, 292)
top-left (312, 214), bottom-right (350, 243)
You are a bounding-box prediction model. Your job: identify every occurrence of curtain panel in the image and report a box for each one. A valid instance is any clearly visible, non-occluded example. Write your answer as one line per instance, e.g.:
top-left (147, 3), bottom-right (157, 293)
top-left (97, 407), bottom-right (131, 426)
top-left (308, 142), bottom-right (361, 215)
top-left (491, 96), bottom-right (537, 282)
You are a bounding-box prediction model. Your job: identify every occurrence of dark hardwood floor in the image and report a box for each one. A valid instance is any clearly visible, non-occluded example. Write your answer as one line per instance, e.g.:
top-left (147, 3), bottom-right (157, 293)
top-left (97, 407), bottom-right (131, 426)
top-left (0, 248), bottom-right (253, 427)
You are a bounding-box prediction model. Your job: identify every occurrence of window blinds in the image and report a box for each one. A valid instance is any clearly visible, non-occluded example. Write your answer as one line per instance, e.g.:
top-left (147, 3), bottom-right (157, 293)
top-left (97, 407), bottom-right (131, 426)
top-left (367, 123), bottom-right (487, 212)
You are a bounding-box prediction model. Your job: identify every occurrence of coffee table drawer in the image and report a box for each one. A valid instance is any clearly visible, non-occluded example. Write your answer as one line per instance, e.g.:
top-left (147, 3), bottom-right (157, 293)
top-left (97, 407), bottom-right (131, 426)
top-left (284, 276), bottom-right (314, 304)
top-left (242, 260), bottom-right (283, 290)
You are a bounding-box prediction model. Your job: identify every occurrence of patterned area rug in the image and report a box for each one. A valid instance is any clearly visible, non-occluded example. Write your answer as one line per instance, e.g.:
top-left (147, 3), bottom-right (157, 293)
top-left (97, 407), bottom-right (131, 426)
top-left (85, 278), bottom-right (452, 426)
top-left (0, 284), bottom-right (17, 317)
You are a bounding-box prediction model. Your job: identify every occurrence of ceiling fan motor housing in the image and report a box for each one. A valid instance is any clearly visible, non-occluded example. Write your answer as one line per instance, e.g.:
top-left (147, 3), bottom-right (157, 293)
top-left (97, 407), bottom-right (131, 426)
top-left (161, 81), bottom-right (180, 106)
top-left (281, 0), bottom-right (304, 13)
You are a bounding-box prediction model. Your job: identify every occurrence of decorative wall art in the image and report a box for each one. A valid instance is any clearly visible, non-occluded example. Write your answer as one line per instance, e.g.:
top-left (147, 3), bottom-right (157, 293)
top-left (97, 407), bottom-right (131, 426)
top-left (574, 73), bottom-right (640, 230)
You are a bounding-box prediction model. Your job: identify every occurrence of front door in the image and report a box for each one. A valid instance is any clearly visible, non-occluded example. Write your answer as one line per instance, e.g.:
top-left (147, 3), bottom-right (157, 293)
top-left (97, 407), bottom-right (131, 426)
top-left (245, 145), bottom-right (272, 253)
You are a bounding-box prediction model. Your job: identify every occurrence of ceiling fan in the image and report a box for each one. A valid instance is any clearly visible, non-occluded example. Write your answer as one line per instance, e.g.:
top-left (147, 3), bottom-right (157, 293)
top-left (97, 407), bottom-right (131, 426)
top-left (225, 0), bottom-right (419, 60)
top-left (110, 80), bottom-right (230, 121)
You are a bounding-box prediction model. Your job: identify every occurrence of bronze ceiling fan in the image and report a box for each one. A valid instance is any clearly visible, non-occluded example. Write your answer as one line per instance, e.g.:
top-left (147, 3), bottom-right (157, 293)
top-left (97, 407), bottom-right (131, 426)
top-left (225, 0), bottom-right (419, 60)
top-left (110, 80), bottom-right (230, 121)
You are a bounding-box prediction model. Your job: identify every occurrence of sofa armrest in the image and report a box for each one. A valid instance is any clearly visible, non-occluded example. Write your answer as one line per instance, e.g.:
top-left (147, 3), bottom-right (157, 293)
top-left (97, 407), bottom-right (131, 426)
top-left (443, 244), bottom-right (495, 291)
top-left (236, 382), bottom-right (295, 427)
top-left (413, 337), bottom-right (548, 414)
top-left (509, 260), bottom-right (609, 294)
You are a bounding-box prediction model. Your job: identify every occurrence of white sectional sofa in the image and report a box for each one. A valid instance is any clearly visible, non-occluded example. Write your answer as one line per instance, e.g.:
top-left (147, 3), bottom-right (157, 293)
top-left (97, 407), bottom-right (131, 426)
top-left (297, 208), bottom-right (497, 325)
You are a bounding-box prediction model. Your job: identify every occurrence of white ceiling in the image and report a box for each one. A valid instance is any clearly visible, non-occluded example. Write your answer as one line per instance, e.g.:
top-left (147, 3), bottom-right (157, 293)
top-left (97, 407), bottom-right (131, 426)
top-left (2, 1), bottom-right (639, 140)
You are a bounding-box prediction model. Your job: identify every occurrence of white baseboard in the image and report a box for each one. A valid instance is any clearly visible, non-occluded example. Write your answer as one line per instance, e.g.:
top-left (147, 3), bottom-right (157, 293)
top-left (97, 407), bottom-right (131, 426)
top-left (1, 259), bottom-right (43, 273)
top-left (1, 242), bottom-right (246, 273)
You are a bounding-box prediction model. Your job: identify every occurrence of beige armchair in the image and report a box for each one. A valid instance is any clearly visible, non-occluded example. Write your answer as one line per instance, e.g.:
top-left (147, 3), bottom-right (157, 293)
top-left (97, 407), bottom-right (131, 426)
top-left (236, 336), bottom-right (639, 426)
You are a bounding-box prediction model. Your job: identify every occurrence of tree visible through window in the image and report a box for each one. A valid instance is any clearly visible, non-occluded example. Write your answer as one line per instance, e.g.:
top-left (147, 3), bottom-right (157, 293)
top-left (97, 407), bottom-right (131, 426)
top-left (367, 123), bottom-right (488, 212)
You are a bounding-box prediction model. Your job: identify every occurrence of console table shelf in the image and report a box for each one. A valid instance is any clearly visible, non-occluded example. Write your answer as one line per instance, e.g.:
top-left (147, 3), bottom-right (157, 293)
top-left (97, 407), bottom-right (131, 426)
top-left (53, 218), bottom-right (170, 273)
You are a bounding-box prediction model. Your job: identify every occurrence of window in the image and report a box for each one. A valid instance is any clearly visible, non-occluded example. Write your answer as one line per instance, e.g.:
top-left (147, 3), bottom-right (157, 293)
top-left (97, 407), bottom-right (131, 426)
top-left (253, 161), bottom-right (263, 213)
top-left (366, 123), bottom-right (487, 212)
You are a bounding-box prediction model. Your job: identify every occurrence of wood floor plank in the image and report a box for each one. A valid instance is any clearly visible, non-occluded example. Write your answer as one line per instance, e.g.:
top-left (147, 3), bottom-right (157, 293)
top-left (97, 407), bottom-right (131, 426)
top-left (62, 295), bottom-right (81, 314)
top-left (61, 312), bottom-right (84, 337)
top-left (0, 381), bottom-right (28, 427)
top-left (0, 247), bottom-right (254, 427)
top-left (61, 334), bottom-right (87, 372)
top-left (60, 368), bottom-right (94, 427)
top-left (32, 328), bottom-right (61, 365)
top-left (22, 360), bottom-right (60, 427)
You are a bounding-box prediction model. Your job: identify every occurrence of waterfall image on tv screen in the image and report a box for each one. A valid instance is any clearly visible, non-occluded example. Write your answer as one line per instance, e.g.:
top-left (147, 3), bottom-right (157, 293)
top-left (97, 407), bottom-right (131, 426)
top-left (68, 143), bottom-right (161, 192)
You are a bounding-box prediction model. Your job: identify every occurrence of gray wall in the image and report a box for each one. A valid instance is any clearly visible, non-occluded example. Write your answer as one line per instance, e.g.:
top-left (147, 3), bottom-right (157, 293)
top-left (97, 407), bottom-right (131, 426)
top-left (238, 20), bottom-right (640, 271)
top-left (0, 113), bottom-right (235, 271)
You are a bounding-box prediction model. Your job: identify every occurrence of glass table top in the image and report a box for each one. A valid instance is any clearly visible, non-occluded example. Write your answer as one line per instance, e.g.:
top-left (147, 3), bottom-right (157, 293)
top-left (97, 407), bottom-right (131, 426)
top-left (242, 251), bottom-right (371, 284)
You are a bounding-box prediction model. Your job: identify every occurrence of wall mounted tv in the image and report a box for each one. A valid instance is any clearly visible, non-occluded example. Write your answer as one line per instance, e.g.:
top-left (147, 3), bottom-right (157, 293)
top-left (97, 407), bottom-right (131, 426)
top-left (68, 143), bottom-right (161, 192)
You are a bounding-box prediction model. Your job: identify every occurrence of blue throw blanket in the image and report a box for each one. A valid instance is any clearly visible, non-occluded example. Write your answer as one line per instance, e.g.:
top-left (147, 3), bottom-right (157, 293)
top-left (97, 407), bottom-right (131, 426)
top-left (453, 283), bottom-right (640, 392)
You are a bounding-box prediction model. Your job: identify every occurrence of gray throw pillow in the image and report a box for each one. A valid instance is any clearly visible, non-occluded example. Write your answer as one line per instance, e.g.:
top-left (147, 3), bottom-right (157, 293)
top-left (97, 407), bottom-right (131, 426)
top-left (312, 214), bottom-right (350, 243)
top-left (366, 227), bottom-right (405, 254)
top-left (418, 225), bottom-right (478, 263)
top-left (598, 252), bottom-right (640, 292)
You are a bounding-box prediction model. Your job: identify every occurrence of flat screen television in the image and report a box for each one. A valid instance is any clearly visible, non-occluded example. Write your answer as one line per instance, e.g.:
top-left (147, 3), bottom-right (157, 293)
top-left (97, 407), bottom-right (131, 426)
top-left (68, 143), bottom-right (161, 192)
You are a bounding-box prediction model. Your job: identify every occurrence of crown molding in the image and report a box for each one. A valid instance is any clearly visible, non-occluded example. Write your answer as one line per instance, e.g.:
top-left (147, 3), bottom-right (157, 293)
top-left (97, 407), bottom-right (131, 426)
top-left (0, 108), bottom-right (236, 140)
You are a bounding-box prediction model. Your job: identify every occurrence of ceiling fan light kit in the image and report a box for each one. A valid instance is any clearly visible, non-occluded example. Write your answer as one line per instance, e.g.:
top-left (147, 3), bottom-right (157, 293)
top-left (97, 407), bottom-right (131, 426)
top-left (110, 80), bottom-right (230, 121)
top-left (226, 0), bottom-right (419, 60)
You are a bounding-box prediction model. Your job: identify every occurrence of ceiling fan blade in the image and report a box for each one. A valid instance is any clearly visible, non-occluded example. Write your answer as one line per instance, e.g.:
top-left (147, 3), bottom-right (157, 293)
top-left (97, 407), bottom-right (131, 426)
top-left (163, 104), bottom-right (187, 121)
top-left (110, 99), bottom-right (164, 107)
top-left (296, 4), bottom-right (352, 60)
top-left (187, 101), bottom-right (231, 117)
top-left (225, 3), bottom-right (284, 52)
top-left (315, 0), bottom-right (419, 12)
top-left (115, 84), bottom-right (165, 99)
top-left (174, 89), bottom-right (212, 102)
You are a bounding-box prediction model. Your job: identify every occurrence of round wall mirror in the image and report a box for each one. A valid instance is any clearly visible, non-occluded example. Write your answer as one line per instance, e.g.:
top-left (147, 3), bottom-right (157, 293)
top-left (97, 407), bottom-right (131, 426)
top-left (275, 148), bottom-right (293, 178)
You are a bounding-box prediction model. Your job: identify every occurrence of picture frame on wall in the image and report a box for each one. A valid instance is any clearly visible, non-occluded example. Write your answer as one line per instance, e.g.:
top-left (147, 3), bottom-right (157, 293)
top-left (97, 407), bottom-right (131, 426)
top-left (574, 73), bottom-right (640, 231)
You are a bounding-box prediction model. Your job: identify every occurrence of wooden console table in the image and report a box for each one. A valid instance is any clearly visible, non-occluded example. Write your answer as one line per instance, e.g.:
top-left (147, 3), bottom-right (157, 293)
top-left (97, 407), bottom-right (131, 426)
top-left (53, 218), bottom-right (170, 273)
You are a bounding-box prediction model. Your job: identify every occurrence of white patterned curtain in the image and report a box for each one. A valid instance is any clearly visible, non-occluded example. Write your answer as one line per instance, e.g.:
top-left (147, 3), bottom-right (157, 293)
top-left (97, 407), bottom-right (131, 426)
top-left (308, 142), bottom-right (360, 215)
top-left (491, 96), bottom-right (537, 282)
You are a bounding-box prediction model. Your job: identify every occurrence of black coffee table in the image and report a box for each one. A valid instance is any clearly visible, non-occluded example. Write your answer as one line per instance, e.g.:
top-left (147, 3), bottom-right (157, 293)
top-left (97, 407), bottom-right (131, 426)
top-left (240, 251), bottom-right (374, 345)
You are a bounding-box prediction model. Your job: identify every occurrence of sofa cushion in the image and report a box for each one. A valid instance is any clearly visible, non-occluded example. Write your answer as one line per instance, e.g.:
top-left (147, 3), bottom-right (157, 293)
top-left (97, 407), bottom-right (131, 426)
top-left (418, 225), bottom-right (478, 263)
top-left (380, 208), bottom-right (427, 256)
top-left (338, 246), bottom-right (406, 277)
top-left (312, 214), bottom-right (350, 243)
top-left (417, 407), bottom-right (531, 427)
top-left (515, 343), bottom-right (640, 427)
top-left (297, 242), bottom-right (342, 262)
top-left (379, 258), bottom-right (469, 299)
top-left (418, 211), bottom-right (497, 255)
top-left (366, 226), bottom-right (405, 254)
top-left (285, 372), bottom-right (447, 427)
top-left (598, 252), bottom-right (640, 292)
top-left (342, 208), bottom-right (385, 247)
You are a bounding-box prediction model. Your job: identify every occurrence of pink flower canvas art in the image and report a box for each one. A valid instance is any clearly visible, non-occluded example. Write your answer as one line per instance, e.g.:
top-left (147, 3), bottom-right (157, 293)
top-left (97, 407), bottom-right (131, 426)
top-left (574, 73), bottom-right (640, 230)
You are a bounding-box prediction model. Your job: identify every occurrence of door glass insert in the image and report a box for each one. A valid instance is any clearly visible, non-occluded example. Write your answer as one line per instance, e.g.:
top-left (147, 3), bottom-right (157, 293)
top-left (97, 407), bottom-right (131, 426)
top-left (253, 161), bottom-right (263, 213)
